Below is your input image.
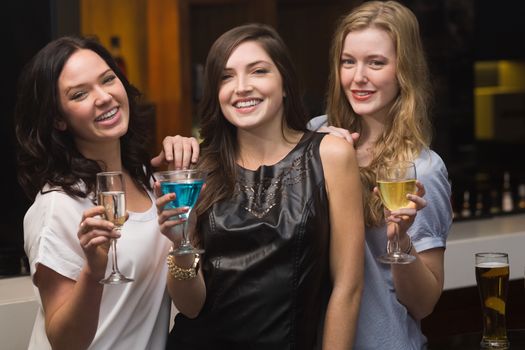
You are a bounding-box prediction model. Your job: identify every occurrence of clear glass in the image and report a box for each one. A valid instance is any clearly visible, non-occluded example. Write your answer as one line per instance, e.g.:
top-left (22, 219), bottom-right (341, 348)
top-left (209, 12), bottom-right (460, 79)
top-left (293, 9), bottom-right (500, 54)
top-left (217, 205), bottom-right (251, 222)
top-left (154, 169), bottom-right (206, 256)
top-left (376, 161), bottom-right (417, 264)
top-left (96, 171), bottom-right (134, 284)
top-left (475, 252), bottom-right (509, 349)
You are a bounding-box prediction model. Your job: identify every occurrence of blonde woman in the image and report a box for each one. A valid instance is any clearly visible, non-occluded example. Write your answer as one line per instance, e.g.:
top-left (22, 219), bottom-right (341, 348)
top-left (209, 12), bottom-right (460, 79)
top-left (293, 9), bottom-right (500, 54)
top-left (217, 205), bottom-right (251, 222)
top-left (308, 1), bottom-right (452, 348)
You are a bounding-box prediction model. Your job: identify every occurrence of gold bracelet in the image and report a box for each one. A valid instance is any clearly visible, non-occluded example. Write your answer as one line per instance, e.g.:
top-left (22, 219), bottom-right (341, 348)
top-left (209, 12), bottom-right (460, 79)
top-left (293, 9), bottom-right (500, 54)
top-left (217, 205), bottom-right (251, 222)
top-left (166, 254), bottom-right (200, 280)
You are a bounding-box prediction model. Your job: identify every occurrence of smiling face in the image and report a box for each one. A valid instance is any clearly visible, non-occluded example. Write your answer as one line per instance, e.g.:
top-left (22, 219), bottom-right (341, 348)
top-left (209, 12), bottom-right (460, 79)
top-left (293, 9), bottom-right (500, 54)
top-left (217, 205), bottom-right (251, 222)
top-left (57, 49), bottom-right (129, 153)
top-left (339, 27), bottom-right (399, 121)
top-left (218, 40), bottom-right (285, 133)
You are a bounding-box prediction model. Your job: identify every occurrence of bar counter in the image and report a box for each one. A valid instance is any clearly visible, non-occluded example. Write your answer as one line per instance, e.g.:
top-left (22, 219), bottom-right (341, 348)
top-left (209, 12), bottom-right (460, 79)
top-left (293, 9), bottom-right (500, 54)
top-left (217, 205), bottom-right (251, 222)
top-left (444, 213), bottom-right (525, 290)
top-left (0, 274), bottom-right (38, 349)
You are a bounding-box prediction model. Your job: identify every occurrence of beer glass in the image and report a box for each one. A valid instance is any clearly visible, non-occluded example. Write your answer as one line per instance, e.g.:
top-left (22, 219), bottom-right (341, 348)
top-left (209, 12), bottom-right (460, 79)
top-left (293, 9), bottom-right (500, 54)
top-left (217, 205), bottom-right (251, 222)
top-left (475, 252), bottom-right (509, 349)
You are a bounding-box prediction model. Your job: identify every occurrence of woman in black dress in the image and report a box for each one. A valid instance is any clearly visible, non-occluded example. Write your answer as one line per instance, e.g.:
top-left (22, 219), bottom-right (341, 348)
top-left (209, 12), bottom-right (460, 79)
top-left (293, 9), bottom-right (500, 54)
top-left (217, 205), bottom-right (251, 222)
top-left (156, 23), bottom-right (364, 349)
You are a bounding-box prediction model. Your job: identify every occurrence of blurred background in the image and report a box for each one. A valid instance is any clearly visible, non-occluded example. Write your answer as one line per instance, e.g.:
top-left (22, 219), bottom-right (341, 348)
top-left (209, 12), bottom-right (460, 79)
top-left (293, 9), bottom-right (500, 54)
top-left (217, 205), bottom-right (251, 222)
top-left (1, 0), bottom-right (524, 346)
top-left (1, 0), bottom-right (524, 280)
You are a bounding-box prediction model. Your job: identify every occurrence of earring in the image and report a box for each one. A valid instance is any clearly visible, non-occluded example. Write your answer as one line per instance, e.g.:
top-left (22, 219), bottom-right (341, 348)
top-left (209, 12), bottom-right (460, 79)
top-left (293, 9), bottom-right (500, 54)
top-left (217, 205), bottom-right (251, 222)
top-left (54, 119), bottom-right (67, 131)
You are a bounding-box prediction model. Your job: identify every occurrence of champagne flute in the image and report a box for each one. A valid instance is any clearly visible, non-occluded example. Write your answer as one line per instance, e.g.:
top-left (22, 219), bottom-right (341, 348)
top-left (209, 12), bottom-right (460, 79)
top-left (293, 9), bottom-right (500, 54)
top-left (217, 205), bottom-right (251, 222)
top-left (155, 169), bottom-right (206, 256)
top-left (376, 161), bottom-right (417, 264)
top-left (97, 171), bottom-right (134, 284)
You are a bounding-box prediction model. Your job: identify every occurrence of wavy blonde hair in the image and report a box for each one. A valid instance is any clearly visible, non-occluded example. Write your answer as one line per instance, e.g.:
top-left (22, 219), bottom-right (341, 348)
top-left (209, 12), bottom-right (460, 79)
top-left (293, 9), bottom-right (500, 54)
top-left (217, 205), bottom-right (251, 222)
top-left (326, 1), bottom-right (432, 226)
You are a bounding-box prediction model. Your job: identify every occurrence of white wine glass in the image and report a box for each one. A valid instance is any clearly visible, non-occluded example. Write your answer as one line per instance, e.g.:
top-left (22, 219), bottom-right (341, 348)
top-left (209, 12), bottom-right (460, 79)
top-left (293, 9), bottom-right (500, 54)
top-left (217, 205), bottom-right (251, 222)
top-left (376, 161), bottom-right (417, 264)
top-left (155, 169), bottom-right (206, 256)
top-left (97, 171), bottom-right (134, 284)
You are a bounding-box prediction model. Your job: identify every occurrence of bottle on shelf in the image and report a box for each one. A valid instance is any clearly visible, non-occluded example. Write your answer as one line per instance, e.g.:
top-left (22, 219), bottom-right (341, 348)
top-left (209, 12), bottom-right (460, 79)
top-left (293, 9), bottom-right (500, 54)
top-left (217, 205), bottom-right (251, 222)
top-left (461, 190), bottom-right (471, 218)
top-left (110, 36), bottom-right (127, 77)
top-left (501, 171), bottom-right (514, 213)
top-left (474, 193), bottom-right (484, 217)
top-left (489, 189), bottom-right (501, 215)
top-left (518, 183), bottom-right (525, 211)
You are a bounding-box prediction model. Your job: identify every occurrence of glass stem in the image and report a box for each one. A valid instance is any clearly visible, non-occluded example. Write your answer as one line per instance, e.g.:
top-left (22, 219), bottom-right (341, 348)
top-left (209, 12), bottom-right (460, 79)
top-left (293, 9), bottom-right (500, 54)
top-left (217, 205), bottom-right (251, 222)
top-left (389, 233), bottom-right (401, 254)
top-left (181, 219), bottom-right (190, 247)
top-left (110, 239), bottom-right (120, 274)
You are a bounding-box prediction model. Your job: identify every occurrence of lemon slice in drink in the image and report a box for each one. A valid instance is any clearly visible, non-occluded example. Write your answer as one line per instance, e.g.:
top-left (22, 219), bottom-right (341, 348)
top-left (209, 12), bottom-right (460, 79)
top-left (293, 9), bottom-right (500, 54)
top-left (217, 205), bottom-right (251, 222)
top-left (481, 266), bottom-right (508, 278)
top-left (485, 296), bottom-right (505, 315)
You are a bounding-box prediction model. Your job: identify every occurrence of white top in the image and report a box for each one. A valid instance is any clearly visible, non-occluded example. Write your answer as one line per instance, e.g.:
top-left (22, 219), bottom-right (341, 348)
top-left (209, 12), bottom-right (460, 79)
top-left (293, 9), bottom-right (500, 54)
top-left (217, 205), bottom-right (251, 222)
top-left (24, 184), bottom-right (171, 350)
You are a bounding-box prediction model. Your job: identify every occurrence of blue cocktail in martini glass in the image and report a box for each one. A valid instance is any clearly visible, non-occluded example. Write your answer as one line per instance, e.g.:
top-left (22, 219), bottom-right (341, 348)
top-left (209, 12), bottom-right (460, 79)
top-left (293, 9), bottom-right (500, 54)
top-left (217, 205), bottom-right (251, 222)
top-left (155, 169), bottom-right (206, 256)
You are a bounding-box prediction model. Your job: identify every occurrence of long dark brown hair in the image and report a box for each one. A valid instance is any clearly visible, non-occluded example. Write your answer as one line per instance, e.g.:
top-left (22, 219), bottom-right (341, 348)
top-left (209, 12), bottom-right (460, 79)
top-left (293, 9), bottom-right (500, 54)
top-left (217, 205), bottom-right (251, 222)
top-left (15, 36), bottom-right (154, 200)
top-left (194, 23), bottom-right (308, 241)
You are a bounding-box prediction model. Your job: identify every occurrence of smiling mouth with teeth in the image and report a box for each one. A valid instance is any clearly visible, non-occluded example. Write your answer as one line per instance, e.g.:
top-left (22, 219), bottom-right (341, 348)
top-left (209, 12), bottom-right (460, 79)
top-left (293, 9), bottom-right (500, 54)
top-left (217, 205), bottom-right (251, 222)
top-left (234, 100), bottom-right (260, 108)
top-left (95, 107), bottom-right (118, 121)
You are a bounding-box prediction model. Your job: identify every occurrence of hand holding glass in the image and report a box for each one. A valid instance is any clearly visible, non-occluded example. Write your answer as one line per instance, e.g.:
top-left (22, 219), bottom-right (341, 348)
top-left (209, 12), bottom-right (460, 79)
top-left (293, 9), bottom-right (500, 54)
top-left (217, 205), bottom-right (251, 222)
top-left (376, 161), bottom-right (417, 264)
top-left (97, 171), bottom-right (133, 284)
top-left (155, 169), bottom-right (206, 256)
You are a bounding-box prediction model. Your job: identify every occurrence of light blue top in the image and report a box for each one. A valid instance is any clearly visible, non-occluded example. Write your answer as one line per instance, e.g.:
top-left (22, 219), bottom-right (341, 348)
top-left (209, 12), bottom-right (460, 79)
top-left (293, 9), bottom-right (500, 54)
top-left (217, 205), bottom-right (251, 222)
top-left (309, 115), bottom-right (452, 350)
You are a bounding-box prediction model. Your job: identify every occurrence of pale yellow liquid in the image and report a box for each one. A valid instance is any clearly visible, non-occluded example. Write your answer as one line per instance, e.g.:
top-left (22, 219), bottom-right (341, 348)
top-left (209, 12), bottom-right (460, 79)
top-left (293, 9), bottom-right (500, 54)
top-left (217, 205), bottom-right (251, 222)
top-left (98, 191), bottom-right (126, 228)
top-left (377, 180), bottom-right (417, 210)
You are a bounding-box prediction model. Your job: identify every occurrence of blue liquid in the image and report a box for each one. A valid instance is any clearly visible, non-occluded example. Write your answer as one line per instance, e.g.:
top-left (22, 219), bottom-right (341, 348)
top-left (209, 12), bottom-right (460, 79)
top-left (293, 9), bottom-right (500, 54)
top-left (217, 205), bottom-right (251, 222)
top-left (161, 180), bottom-right (204, 218)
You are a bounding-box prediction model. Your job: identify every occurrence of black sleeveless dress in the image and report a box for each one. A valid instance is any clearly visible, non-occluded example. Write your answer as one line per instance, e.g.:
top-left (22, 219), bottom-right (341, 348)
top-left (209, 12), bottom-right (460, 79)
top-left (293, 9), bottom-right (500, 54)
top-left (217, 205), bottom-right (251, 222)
top-left (167, 132), bottom-right (330, 350)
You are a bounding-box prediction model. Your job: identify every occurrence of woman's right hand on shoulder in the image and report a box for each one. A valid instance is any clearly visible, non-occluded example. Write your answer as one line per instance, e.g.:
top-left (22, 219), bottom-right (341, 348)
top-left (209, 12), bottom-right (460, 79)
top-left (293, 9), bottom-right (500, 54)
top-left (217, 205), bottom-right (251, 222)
top-left (318, 126), bottom-right (360, 146)
top-left (151, 135), bottom-right (200, 170)
top-left (77, 206), bottom-right (120, 277)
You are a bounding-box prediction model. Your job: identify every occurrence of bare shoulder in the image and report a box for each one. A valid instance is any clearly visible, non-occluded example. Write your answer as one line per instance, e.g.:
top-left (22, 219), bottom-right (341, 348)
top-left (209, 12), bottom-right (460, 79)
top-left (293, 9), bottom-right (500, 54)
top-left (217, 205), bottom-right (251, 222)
top-left (319, 134), bottom-right (357, 168)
